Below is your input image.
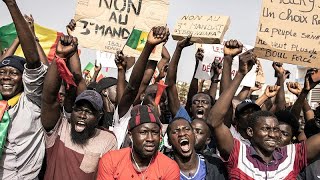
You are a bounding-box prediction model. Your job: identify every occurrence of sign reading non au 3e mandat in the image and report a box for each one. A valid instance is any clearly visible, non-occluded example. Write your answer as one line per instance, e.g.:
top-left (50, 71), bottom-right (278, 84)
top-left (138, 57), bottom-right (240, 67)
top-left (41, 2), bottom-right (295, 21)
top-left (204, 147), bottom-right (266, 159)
top-left (172, 15), bottom-right (230, 44)
top-left (72, 0), bottom-right (169, 60)
top-left (254, 0), bottom-right (320, 68)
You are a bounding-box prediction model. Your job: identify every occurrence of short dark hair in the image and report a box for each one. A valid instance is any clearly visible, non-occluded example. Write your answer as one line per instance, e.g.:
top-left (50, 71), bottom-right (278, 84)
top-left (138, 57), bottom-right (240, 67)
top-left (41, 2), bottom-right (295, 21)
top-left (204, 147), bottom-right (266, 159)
top-left (192, 92), bottom-right (215, 106)
top-left (166, 117), bottom-right (192, 136)
top-left (248, 111), bottom-right (277, 128)
top-left (275, 110), bottom-right (299, 137)
top-left (304, 118), bottom-right (320, 138)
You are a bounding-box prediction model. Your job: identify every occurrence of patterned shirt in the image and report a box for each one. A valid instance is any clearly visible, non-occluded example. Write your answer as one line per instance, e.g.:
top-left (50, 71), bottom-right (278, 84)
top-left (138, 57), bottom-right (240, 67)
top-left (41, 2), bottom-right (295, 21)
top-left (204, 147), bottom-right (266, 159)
top-left (225, 139), bottom-right (307, 180)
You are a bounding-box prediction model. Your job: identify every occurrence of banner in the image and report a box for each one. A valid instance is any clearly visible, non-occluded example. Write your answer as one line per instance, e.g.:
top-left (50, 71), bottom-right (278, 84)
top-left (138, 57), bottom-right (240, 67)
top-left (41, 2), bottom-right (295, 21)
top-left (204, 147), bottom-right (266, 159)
top-left (72, 0), bottom-right (169, 60)
top-left (172, 15), bottom-right (230, 44)
top-left (254, 0), bottom-right (320, 68)
top-left (194, 43), bottom-right (257, 88)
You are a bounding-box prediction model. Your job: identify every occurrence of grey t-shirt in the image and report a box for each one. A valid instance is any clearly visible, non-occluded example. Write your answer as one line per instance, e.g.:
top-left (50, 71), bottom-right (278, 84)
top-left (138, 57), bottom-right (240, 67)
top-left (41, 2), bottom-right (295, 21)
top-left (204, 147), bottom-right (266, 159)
top-left (298, 156), bottom-right (320, 180)
top-left (0, 63), bottom-right (47, 180)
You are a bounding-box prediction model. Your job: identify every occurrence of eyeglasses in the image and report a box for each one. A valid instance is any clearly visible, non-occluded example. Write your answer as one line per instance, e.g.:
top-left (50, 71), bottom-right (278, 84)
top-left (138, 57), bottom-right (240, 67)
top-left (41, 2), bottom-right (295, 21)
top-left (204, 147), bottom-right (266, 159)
top-left (192, 100), bottom-right (210, 105)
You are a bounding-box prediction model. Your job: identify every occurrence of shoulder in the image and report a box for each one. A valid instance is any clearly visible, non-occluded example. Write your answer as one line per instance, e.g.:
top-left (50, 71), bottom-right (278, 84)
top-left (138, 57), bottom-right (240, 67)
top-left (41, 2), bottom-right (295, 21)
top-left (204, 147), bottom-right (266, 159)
top-left (101, 148), bottom-right (130, 164)
top-left (155, 152), bottom-right (179, 169)
top-left (91, 129), bottom-right (118, 151)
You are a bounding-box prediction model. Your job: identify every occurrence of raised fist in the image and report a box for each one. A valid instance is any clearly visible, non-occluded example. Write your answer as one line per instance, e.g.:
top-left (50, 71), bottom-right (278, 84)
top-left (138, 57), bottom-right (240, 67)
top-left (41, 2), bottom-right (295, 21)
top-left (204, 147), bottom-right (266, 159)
top-left (147, 26), bottom-right (170, 46)
top-left (224, 40), bottom-right (243, 58)
top-left (238, 49), bottom-right (257, 75)
top-left (264, 85), bottom-right (280, 98)
top-left (56, 35), bottom-right (78, 59)
top-left (286, 82), bottom-right (302, 96)
top-left (177, 35), bottom-right (194, 49)
top-left (115, 50), bottom-right (127, 70)
top-left (195, 48), bottom-right (204, 62)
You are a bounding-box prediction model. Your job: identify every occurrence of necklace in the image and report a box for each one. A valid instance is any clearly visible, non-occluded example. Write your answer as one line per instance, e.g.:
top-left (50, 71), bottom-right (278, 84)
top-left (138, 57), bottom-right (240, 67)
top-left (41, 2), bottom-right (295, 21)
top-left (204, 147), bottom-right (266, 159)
top-left (131, 149), bottom-right (154, 180)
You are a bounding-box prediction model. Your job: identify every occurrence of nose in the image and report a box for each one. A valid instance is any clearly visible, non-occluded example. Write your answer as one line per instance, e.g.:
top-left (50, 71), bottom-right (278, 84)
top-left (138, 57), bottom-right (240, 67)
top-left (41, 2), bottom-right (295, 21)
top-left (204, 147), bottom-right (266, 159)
top-left (145, 132), bottom-right (155, 142)
top-left (1, 72), bottom-right (11, 80)
top-left (78, 111), bottom-right (87, 119)
top-left (268, 129), bottom-right (278, 138)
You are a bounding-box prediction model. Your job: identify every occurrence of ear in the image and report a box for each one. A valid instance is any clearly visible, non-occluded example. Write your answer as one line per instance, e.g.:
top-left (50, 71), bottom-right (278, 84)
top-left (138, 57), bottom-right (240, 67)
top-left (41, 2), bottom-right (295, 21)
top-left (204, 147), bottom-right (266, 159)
top-left (128, 131), bottom-right (133, 142)
top-left (205, 137), bottom-right (211, 145)
top-left (247, 127), bottom-right (254, 138)
top-left (140, 93), bottom-right (145, 101)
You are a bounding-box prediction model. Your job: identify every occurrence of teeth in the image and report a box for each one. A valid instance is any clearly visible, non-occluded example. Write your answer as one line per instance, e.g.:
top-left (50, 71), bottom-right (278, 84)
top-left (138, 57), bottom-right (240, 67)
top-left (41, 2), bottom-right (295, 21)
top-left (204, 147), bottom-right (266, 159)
top-left (180, 139), bottom-right (188, 144)
top-left (2, 85), bottom-right (13, 88)
top-left (77, 121), bottom-right (85, 125)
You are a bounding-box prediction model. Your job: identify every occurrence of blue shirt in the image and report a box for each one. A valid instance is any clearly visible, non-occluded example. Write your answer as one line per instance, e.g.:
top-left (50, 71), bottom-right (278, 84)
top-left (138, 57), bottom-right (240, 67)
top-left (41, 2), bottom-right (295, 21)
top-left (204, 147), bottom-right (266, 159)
top-left (180, 154), bottom-right (206, 180)
top-left (174, 106), bottom-right (191, 122)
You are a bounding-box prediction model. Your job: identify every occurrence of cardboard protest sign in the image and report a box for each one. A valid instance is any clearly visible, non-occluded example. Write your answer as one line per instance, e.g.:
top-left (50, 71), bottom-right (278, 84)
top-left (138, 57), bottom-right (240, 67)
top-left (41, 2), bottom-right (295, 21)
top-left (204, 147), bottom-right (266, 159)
top-left (72, 0), bottom-right (169, 60)
top-left (194, 43), bottom-right (257, 88)
top-left (172, 15), bottom-right (230, 44)
top-left (254, 0), bottom-right (320, 68)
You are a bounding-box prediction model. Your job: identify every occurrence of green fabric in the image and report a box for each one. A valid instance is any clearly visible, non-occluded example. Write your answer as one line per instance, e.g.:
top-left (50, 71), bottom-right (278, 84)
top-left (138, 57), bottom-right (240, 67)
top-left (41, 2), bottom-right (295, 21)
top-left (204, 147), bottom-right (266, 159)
top-left (0, 94), bottom-right (10, 159)
top-left (0, 23), bottom-right (17, 51)
top-left (84, 62), bottom-right (94, 71)
top-left (126, 29), bottom-right (142, 49)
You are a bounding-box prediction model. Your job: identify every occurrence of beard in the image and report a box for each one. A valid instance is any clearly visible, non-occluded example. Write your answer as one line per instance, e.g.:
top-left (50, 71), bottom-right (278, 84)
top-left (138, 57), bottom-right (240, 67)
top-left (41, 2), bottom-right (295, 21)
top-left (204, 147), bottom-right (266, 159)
top-left (70, 123), bottom-right (96, 145)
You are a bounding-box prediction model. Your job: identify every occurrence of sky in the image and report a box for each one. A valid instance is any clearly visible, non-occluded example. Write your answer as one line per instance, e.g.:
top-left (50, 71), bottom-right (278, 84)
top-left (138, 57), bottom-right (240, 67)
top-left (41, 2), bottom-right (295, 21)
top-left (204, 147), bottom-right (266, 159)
top-left (0, 0), bottom-right (297, 84)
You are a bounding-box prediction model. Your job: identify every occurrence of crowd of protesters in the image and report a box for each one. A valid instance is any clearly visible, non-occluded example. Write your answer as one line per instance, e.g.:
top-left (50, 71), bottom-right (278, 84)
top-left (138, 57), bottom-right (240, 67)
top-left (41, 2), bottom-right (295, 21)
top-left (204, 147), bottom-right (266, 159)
top-left (1, 0), bottom-right (320, 179)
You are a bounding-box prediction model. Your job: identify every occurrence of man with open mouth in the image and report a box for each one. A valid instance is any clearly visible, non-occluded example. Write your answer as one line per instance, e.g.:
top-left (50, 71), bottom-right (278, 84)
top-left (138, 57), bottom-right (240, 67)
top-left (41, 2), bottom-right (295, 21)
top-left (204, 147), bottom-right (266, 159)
top-left (41, 35), bottom-right (117, 180)
top-left (167, 117), bottom-right (227, 180)
top-left (97, 105), bottom-right (180, 180)
top-left (208, 53), bottom-right (320, 179)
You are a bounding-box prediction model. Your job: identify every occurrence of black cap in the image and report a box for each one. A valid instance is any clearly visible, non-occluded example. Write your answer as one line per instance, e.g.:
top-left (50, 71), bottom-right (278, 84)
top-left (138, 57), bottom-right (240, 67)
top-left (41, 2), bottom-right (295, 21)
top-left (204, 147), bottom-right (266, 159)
top-left (0, 55), bottom-right (26, 73)
top-left (235, 99), bottom-right (261, 118)
top-left (96, 77), bottom-right (117, 93)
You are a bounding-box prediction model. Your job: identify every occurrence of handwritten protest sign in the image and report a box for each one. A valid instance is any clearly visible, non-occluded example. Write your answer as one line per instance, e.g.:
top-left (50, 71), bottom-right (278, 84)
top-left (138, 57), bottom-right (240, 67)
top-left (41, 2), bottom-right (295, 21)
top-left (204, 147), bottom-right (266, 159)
top-left (172, 15), bottom-right (230, 44)
top-left (254, 0), bottom-right (320, 68)
top-left (72, 0), bottom-right (169, 60)
top-left (194, 43), bottom-right (257, 88)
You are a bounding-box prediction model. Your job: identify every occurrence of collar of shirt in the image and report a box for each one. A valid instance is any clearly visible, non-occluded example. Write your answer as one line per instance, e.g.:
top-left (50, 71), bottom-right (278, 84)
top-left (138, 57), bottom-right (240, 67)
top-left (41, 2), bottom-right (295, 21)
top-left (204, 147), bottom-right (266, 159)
top-left (248, 146), bottom-right (283, 165)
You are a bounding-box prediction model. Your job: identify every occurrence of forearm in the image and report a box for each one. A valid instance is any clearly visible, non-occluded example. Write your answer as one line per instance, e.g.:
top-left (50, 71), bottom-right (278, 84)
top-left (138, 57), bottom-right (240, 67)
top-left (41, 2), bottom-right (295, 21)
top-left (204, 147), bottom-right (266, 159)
top-left (275, 77), bottom-right (286, 111)
top-left (209, 72), bottom-right (244, 128)
top-left (220, 55), bottom-right (232, 95)
top-left (236, 86), bottom-right (250, 101)
top-left (255, 94), bottom-right (269, 106)
top-left (291, 90), bottom-right (308, 121)
top-left (303, 98), bottom-right (314, 121)
top-left (128, 43), bottom-right (155, 90)
top-left (91, 71), bottom-right (99, 83)
top-left (5, 2), bottom-right (40, 67)
top-left (68, 52), bottom-right (86, 95)
top-left (186, 62), bottom-right (200, 114)
top-left (116, 69), bottom-right (126, 105)
top-left (209, 77), bottom-right (219, 101)
top-left (165, 46), bottom-right (182, 86)
top-left (1, 37), bottom-right (19, 61)
top-left (36, 41), bottom-right (49, 66)
top-left (41, 59), bottom-right (62, 130)
top-left (118, 43), bottom-right (155, 117)
top-left (133, 60), bottom-right (157, 105)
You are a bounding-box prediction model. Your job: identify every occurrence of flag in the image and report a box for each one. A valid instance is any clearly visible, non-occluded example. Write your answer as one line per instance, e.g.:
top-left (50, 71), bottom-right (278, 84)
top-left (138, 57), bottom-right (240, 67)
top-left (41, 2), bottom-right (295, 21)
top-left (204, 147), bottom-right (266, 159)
top-left (0, 23), bottom-right (62, 62)
top-left (83, 62), bottom-right (104, 82)
top-left (126, 29), bottom-right (149, 52)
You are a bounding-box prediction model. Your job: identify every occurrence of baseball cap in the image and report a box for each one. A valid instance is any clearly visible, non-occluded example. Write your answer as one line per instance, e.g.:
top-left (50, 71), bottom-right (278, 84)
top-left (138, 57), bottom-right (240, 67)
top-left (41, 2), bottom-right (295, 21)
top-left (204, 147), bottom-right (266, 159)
top-left (75, 90), bottom-right (103, 112)
top-left (128, 105), bottom-right (162, 131)
top-left (235, 99), bottom-right (261, 118)
top-left (0, 55), bottom-right (26, 73)
top-left (96, 77), bottom-right (117, 93)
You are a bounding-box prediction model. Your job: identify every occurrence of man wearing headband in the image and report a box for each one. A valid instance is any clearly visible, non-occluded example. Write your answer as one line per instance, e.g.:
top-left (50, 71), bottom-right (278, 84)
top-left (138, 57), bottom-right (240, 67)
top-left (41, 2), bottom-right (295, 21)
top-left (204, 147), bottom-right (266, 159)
top-left (97, 105), bottom-right (180, 180)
